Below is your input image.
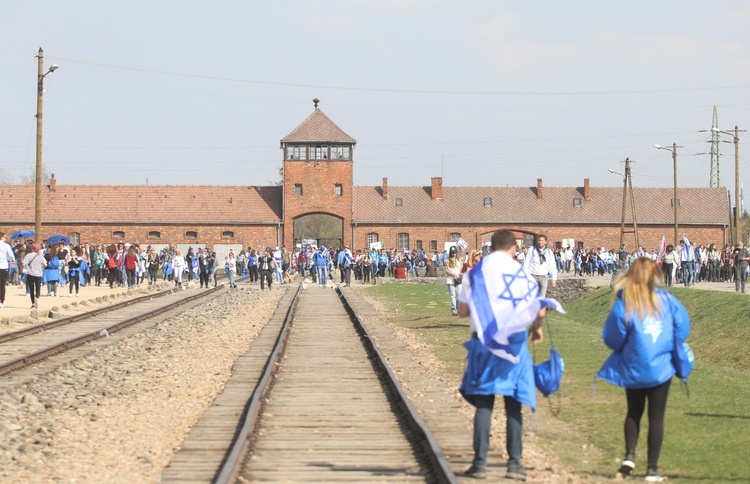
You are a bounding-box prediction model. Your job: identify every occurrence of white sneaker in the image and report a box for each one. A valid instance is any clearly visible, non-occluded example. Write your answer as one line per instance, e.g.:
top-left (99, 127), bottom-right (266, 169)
top-left (0, 302), bottom-right (5, 308)
top-left (75, 294), bottom-right (80, 297)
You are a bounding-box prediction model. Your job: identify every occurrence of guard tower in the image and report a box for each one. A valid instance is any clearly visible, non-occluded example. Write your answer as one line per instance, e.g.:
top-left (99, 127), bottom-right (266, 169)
top-left (280, 99), bottom-right (356, 248)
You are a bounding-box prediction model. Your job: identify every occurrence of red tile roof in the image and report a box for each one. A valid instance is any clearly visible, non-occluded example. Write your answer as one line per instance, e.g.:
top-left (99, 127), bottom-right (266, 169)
top-left (280, 109), bottom-right (357, 144)
top-left (0, 185), bottom-right (282, 224)
top-left (0, 183), bottom-right (728, 228)
top-left (352, 185), bottom-right (729, 226)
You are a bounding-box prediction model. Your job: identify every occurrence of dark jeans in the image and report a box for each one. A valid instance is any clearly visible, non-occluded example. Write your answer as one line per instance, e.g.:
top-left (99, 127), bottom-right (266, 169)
top-left (260, 269), bottom-right (273, 290)
top-left (0, 268), bottom-right (8, 303)
top-left (248, 266), bottom-right (259, 283)
top-left (465, 394), bottom-right (523, 470)
top-left (126, 268), bottom-right (136, 289)
top-left (69, 270), bottom-right (81, 294)
top-left (735, 265), bottom-right (748, 292)
top-left (625, 379), bottom-right (671, 471)
top-left (662, 263), bottom-right (673, 286)
top-left (27, 275), bottom-right (42, 304)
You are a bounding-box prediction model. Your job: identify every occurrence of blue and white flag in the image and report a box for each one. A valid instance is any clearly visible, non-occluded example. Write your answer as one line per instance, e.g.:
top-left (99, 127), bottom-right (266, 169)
top-left (465, 253), bottom-right (565, 363)
top-left (457, 237), bottom-right (469, 250)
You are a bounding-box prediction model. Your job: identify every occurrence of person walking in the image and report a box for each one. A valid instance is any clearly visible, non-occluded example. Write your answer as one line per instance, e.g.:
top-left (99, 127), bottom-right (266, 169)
top-left (43, 245), bottom-right (62, 297)
top-left (67, 247), bottom-right (84, 297)
top-left (458, 230), bottom-right (561, 480)
top-left (258, 248), bottom-right (276, 290)
top-left (22, 243), bottom-right (47, 309)
top-left (661, 245), bottom-right (678, 287)
top-left (678, 234), bottom-right (695, 287)
top-left (445, 246), bottom-right (463, 316)
top-left (313, 246), bottom-right (330, 287)
top-left (597, 257), bottom-right (691, 482)
top-left (522, 234), bottom-right (557, 297)
top-left (172, 249), bottom-right (185, 287)
top-left (225, 251), bottom-right (237, 288)
top-left (0, 232), bottom-right (15, 308)
top-left (123, 246), bottom-right (138, 291)
top-left (732, 242), bottom-right (750, 293)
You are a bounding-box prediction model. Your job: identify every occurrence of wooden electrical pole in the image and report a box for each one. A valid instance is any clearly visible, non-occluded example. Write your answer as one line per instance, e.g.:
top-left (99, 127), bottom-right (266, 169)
top-left (618, 158), bottom-right (639, 248)
top-left (35, 48), bottom-right (45, 241)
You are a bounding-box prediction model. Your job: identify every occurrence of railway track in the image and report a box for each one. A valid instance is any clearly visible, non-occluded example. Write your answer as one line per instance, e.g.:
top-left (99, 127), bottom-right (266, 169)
top-left (163, 283), bottom-right (457, 483)
top-left (0, 284), bottom-right (225, 376)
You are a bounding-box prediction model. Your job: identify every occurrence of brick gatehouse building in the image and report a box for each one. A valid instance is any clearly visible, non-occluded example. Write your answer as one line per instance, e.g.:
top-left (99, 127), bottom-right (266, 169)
top-left (1, 104), bottom-right (731, 256)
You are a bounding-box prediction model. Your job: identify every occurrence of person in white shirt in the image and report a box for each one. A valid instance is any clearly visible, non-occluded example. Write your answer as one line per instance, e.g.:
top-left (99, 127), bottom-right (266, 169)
top-left (522, 234), bottom-right (557, 297)
top-left (0, 232), bottom-right (16, 308)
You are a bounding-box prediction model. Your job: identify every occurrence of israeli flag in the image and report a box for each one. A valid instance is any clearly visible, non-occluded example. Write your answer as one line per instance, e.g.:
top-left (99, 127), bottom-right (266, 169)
top-left (466, 253), bottom-right (565, 363)
top-left (457, 237), bottom-right (469, 250)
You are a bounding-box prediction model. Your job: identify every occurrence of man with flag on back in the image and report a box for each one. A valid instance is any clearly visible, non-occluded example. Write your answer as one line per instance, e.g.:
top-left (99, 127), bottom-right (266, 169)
top-left (458, 230), bottom-right (564, 481)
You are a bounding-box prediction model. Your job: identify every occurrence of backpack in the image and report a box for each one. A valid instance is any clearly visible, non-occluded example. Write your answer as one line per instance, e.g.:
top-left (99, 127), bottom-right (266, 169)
top-left (107, 256), bottom-right (116, 269)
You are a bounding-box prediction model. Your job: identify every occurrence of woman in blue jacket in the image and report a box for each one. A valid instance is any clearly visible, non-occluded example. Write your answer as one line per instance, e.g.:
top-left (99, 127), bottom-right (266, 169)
top-left (597, 257), bottom-right (690, 483)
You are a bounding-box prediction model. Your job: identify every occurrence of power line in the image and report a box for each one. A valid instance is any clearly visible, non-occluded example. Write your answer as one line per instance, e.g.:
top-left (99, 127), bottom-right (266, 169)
top-left (54, 56), bottom-right (750, 97)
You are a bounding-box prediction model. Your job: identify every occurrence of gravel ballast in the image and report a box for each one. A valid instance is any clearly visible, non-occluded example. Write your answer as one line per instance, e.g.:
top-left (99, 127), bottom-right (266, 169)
top-left (0, 286), bottom-right (283, 483)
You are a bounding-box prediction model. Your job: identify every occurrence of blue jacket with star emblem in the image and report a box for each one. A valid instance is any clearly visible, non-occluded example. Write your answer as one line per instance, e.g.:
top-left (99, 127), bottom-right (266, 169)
top-left (597, 288), bottom-right (690, 389)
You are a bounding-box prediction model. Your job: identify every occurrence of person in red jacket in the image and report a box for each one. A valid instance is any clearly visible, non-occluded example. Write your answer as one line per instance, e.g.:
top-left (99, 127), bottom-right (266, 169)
top-left (124, 246), bottom-right (139, 290)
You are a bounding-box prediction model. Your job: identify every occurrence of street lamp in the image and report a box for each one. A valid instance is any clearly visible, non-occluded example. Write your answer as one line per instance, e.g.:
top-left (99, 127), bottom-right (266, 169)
top-left (701, 126), bottom-right (745, 245)
top-left (655, 144), bottom-right (681, 247)
top-left (35, 48), bottom-right (58, 241)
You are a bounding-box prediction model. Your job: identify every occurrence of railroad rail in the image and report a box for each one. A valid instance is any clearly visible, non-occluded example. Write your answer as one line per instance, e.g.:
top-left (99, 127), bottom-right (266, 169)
top-left (0, 284), bottom-right (224, 376)
top-left (162, 283), bottom-right (457, 483)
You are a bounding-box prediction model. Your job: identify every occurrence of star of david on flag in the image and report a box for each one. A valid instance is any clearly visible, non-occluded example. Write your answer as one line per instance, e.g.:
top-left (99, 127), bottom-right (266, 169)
top-left (466, 253), bottom-right (565, 363)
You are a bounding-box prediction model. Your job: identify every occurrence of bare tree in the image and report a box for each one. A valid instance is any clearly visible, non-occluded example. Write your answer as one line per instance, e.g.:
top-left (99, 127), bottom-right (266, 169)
top-left (0, 167), bottom-right (14, 184)
top-left (20, 166), bottom-right (52, 185)
top-left (269, 166), bottom-right (283, 186)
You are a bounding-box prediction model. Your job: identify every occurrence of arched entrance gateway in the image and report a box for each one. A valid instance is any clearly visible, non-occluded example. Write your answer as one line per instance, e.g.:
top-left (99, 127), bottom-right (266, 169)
top-left (293, 213), bottom-right (343, 249)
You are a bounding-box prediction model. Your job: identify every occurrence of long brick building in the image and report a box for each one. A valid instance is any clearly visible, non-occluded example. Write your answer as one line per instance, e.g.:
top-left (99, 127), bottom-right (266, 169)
top-left (0, 105), bottom-right (731, 254)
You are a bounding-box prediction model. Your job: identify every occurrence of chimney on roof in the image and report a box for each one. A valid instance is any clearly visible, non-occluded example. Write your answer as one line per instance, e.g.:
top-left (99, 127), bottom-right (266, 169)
top-left (431, 177), bottom-right (443, 200)
top-left (382, 177), bottom-right (388, 200)
top-left (313, 98), bottom-right (320, 110)
top-left (584, 178), bottom-right (590, 200)
top-left (536, 178), bottom-right (543, 199)
top-left (49, 173), bottom-right (56, 190)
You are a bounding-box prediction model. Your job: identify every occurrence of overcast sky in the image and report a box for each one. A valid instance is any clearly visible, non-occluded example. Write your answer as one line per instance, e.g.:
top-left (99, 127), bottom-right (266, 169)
top-left (2, 1), bottom-right (749, 205)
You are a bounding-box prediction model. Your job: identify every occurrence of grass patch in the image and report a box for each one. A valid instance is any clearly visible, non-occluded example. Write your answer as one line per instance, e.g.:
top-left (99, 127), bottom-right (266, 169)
top-left (364, 284), bottom-right (750, 482)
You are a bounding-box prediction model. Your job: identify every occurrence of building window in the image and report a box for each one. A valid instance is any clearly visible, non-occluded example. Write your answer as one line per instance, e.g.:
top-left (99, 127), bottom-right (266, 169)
top-left (186, 231), bottom-right (198, 239)
top-left (395, 197), bottom-right (403, 206)
top-left (430, 240), bottom-right (438, 252)
top-left (398, 233), bottom-right (410, 249)
top-left (330, 145), bottom-right (350, 160)
top-left (222, 231), bottom-right (235, 238)
top-left (449, 233), bottom-right (460, 243)
top-left (69, 232), bottom-right (81, 246)
top-left (334, 184), bottom-right (343, 196)
top-left (415, 240), bottom-right (423, 251)
top-left (113, 231), bottom-right (125, 239)
top-left (573, 198), bottom-right (583, 207)
top-left (483, 197), bottom-right (493, 207)
top-left (148, 231), bottom-right (161, 239)
top-left (287, 145), bottom-right (305, 160)
top-left (671, 198), bottom-right (681, 207)
top-left (367, 233), bottom-right (379, 245)
top-left (294, 184), bottom-right (303, 196)
top-left (309, 145), bottom-right (328, 160)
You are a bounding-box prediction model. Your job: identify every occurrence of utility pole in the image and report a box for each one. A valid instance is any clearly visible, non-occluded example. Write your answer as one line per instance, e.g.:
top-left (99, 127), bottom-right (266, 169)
top-left (672, 143), bottom-right (678, 248)
top-left (35, 48), bottom-right (45, 240)
top-left (34, 48), bottom-right (58, 241)
top-left (617, 158), bottom-right (639, 248)
top-left (655, 144), bottom-right (681, 247)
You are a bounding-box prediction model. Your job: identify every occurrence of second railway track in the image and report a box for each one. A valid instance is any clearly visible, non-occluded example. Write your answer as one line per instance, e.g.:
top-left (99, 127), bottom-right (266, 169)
top-left (0, 283), bottom-right (224, 376)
